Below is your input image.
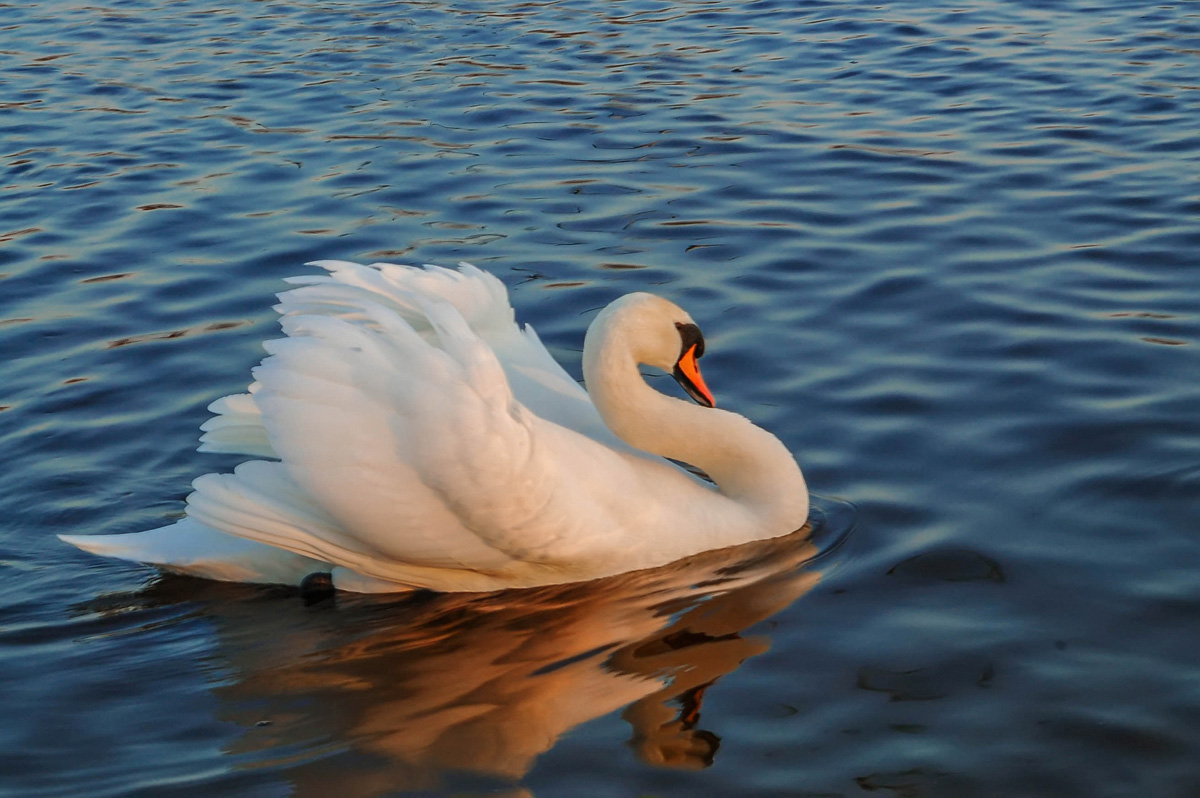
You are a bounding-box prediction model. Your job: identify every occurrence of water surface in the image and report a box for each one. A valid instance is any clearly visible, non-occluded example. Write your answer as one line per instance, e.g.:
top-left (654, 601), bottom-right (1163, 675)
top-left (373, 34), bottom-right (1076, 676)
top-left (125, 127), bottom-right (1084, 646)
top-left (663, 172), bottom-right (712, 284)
top-left (2, 1), bottom-right (1199, 796)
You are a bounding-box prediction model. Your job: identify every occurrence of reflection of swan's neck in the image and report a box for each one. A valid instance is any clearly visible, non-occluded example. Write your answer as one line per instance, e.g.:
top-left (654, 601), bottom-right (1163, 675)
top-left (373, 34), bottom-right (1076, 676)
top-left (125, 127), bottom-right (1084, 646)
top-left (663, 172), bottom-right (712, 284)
top-left (583, 317), bottom-right (808, 527)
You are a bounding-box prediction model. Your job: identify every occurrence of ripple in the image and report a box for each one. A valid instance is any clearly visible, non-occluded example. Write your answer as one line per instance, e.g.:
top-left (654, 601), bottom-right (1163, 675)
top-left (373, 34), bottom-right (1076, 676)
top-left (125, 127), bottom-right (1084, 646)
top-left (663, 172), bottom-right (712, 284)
top-left (3, 0), bottom-right (1200, 795)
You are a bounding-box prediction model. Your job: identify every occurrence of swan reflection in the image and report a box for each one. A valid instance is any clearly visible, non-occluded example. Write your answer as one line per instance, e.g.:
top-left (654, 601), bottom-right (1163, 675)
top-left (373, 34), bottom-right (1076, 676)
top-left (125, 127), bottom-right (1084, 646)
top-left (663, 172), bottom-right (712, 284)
top-left (191, 527), bottom-right (822, 793)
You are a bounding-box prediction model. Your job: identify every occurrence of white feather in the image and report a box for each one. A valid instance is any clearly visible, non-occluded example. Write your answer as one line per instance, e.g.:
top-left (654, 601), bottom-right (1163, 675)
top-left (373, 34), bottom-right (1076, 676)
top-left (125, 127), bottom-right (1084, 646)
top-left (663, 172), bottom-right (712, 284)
top-left (62, 261), bottom-right (809, 592)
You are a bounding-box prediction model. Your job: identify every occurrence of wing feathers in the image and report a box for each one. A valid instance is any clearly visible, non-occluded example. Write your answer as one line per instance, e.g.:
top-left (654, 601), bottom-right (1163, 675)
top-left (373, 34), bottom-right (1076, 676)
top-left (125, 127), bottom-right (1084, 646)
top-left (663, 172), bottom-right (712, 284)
top-left (171, 261), bottom-right (636, 584)
top-left (199, 390), bottom-right (276, 458)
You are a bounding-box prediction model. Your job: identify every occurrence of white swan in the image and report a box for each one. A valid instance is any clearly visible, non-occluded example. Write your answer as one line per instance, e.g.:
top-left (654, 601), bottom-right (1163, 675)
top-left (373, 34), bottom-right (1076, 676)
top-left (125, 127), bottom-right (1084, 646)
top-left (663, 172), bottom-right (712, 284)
top-left (62, 260), bottom-right (808, 592)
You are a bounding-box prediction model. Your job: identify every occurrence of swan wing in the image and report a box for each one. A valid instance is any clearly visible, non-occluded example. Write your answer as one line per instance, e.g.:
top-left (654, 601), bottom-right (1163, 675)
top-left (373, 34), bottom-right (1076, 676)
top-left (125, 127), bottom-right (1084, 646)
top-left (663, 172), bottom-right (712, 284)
top-left (184, 272), bottom-right (664, 588)
top-left (199, 261), bottom-right (619, 457)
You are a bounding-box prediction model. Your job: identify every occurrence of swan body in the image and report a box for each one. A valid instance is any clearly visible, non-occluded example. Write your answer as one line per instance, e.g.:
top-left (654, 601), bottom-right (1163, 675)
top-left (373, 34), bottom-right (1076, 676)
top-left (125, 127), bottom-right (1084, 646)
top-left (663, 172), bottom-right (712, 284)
top-left (62, 261), bottom-right (808, 592)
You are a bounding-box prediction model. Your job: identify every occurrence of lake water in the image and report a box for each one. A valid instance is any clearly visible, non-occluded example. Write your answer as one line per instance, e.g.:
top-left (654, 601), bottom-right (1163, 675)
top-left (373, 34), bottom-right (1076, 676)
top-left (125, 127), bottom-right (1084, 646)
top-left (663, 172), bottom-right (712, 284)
top-left (3, 0), bottom-right (1199, 795)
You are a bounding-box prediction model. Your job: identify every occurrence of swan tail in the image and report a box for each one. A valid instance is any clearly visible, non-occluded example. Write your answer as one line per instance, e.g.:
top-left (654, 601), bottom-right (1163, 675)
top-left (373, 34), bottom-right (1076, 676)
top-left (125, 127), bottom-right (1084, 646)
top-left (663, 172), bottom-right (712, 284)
top-left (58, 518), bottom-right (492, 592)
top-left (59, 518), bottom-right (326, 585)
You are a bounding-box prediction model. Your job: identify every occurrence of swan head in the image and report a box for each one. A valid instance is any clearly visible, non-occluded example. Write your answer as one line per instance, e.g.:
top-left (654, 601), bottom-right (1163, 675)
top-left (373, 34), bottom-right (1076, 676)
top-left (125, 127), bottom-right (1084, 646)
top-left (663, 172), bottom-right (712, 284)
top-left (586, 293), bottom-right (715, 408)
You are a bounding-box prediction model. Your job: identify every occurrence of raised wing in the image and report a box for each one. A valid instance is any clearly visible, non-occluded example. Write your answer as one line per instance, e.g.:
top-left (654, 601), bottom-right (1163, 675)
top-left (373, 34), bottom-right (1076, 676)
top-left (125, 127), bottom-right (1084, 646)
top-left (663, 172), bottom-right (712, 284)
top-left (183, 264), bottom-right (659, 587)
top-left (199, 261), bottom-right (620, 458)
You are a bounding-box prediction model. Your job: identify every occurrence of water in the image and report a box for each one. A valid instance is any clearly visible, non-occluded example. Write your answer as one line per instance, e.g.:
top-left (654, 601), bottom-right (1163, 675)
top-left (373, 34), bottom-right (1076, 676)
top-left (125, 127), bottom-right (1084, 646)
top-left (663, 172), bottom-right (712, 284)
top-left (2, 0), bottom-right (1199, 795)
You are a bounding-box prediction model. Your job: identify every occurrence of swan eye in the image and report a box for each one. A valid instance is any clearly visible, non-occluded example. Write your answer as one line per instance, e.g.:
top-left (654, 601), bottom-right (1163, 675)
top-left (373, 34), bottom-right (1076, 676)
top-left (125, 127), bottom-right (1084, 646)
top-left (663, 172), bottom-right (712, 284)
top-left (674, 322), bottom-right (705, 360)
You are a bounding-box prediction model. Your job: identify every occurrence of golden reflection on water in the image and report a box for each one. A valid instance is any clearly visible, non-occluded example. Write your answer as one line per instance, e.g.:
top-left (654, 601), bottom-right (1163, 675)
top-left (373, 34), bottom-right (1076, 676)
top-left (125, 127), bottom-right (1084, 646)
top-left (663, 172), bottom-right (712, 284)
top-left (196, 528), bottom-right (821, 794)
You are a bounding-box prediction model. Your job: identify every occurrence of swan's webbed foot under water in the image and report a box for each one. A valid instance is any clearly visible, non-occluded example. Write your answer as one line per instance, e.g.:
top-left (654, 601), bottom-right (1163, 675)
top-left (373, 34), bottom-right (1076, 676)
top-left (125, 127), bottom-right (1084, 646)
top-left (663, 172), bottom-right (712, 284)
top-left (299, 571), bottom-right (335, 604)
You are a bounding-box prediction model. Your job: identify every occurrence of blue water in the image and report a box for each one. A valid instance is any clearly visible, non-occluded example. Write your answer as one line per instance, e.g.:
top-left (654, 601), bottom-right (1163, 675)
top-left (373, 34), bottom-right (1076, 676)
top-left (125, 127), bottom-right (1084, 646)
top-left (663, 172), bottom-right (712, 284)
top-left (3, 0), bottom-right (1199, 795)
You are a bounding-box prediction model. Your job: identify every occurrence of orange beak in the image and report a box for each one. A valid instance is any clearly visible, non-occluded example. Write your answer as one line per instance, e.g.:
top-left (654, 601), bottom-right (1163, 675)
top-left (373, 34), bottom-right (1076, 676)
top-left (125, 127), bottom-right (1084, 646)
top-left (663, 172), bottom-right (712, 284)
top-left (673, 343), bottom-right (715, 408)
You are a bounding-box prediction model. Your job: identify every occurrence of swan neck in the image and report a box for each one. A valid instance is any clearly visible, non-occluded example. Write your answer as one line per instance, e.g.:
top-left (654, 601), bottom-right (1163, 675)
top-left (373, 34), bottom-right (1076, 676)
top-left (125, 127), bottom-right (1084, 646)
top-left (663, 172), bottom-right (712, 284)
top-left (583, 322), bottom-right (807, 520)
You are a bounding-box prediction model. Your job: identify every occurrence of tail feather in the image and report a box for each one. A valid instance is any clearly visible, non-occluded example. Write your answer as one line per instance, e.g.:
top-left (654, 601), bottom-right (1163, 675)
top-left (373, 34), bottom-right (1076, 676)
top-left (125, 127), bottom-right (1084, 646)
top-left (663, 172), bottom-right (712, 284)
top-left (59, 519), bottom-right (325, 584)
